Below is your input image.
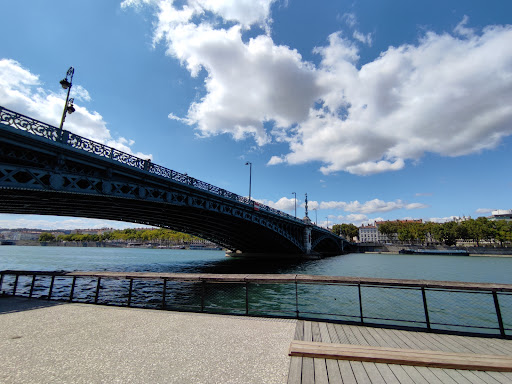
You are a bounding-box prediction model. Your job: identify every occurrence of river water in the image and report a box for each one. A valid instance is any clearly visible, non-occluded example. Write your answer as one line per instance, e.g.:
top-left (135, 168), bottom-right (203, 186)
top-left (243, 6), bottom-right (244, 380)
top-left (1, 247), bottom-right (511, 335)
top-left (1, 246), bottom-right (512, 283)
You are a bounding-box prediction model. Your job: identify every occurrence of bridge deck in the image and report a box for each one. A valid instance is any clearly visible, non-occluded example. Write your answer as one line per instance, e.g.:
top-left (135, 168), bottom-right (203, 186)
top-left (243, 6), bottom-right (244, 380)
top-left (288, 320), bottom-right (512, 384)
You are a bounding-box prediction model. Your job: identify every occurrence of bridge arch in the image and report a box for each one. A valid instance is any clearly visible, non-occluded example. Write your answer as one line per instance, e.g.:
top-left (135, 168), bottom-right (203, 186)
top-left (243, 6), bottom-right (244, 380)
top-left (0, 106), bottom-right (350, 256)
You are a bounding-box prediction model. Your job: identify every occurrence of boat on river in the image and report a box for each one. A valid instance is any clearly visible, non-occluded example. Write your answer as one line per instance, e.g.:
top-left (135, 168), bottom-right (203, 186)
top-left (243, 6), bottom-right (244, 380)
top-left (399, 248), bottom-right (469, 256)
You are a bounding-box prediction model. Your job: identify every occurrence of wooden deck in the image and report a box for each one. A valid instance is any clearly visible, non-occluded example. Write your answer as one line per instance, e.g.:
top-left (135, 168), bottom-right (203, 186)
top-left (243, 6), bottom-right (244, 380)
top-left (287, 321), bottom-right (512, 384)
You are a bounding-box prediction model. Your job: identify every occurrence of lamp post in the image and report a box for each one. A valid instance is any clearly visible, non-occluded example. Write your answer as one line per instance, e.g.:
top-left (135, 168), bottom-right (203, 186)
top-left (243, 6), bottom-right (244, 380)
top-left (326, 216), bottom-right (329, 229)
top-left (59, 67), bottom-right (75, 131)
top-left (292, 192), bottom-right (297, 217)
top-left (313, 208), bottom-right (318, 225)
top-left (245, 162), bottom-right (252, 201)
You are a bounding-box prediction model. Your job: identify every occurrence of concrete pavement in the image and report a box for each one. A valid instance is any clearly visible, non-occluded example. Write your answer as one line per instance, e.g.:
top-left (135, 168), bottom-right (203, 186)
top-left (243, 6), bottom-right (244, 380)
top-left (0, 297), bottom-right (296, 384)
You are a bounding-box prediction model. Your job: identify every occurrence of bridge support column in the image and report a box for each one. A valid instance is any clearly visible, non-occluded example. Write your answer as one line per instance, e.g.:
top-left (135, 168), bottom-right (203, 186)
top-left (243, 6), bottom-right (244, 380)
top-left (304, 224), bottom-right (312, 254)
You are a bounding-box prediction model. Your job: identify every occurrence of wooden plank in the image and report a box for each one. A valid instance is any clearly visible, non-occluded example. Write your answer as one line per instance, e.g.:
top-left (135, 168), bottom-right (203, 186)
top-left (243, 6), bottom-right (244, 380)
top-left (289, 341), bottom-right (512, 372)
top-left (457, 370), bottom-right (500, 384)
top-left (350, 361), bottom-right (372, 384)
top-left (418, 367), bottom-right (459, 384)
top-left (373, 363), bottom-right (401, 384)
top-left (302, 357), bottom-right (315, 384)
top-left (486, 371), bottom-right (512, 384)
top-left (312, 322), bottom-right (322, 342)
top-left (318, 323), bottom-right (343, 384)
top-left (338, 360), bottom-right (357, 384)
top-left (326, 323), bottom-right (341, 343)
top-left (314, 359), bottom-right (329, 384)
top-left (394, 365), bottom-right (431, 384)
top-left (366, 327), bottom-right (402, 349)
top-left (360, 362), bottom-right (386, 383)
top-left (287, 356), bottom-right (303, 384)
top-left (295, 321), bottom-right (305, 341)
top-left (304, 321), bottom-right (313, 342)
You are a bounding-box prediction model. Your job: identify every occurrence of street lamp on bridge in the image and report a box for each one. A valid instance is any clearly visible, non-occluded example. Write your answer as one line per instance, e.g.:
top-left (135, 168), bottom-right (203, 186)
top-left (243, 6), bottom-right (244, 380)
top-left (313, 208), bottom-right (318, 225)
top-left (245, 161), bottom-right (252, 201)
top-left (59, 67), bottom-right (75, 131)
top-left (292, 192), bottom-right (297, 217)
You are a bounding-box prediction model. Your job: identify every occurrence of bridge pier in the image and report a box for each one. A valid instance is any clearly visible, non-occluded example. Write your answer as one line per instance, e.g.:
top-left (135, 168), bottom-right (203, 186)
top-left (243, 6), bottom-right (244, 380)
top-left (303, 221), bottom-right (312, 254)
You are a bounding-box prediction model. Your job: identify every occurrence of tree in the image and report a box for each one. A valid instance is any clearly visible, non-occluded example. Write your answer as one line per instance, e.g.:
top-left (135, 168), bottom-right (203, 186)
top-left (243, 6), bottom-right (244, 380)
top-left (39, 233), bottom-right (55, 242)
top-left (331, 224), bottom-right (359, 240)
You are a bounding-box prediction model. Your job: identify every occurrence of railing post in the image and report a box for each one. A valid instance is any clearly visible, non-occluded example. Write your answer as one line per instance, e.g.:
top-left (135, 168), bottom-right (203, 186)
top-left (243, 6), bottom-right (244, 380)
top-left (200, 280), bottom-right (206, 312)
top-left (94, 277), bottom-right (101, 304)
top-left (13, 273), bottom-right (19, 296)
top-left (48, 275), bottom-right (55, 300)
top-left (295, 280), bottom-right (300, 319)
top-left (421, 286), bottom-right (431, 331)
top-left (69, 276), bottom-right (76, 302)
top-left (245, 281), bottom-right (249, 315)
top-left (492, 290), bottom-right (506, 338)
top-left (127, 279), bottom-right (134, 307)
top-left (358, 283), bottom-right (364, 324)
top-left (29, 274), bottom-right (36, 298)
top-left (162, 278), bottom-right (167, 309)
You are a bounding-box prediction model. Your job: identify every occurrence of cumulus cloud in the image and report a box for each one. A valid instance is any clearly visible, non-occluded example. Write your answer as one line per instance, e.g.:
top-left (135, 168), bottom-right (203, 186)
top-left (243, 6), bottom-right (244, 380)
top-left (475, 208), bottom-right (494, 214)
top-left (427, 216), bottom-right (460, 223)
top-left (123, 2), bottom-right (512, 175)
top-left (256, 196), bottom-right (297, 211)
top-left (290, 197), bottom-right (427, 214)
top-left (0, 59), bottom-right (151, 159)
top-left (0, 214), bottom-right (148, 230)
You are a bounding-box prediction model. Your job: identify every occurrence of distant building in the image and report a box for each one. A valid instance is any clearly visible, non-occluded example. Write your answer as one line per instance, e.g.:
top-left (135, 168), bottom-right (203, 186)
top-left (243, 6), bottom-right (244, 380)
top-left (358, 219), bottom-right (423, 244)
top-left (489, 210), bottom-right (512, 221)
top-left (359, 224), bottom-right (378, 243)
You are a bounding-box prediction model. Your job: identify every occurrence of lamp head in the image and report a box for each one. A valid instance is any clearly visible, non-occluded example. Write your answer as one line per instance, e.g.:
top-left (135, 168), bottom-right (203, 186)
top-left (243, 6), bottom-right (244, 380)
top-left (60, 78), bottom-right (71, 90)
top-left (66, 98), bottom-right (75, 114)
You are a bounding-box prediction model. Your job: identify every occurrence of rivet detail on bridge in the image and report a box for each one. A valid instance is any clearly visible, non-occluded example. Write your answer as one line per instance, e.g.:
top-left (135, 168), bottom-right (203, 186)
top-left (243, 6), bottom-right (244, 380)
top-left (49, 174), bottom-right (64, 189)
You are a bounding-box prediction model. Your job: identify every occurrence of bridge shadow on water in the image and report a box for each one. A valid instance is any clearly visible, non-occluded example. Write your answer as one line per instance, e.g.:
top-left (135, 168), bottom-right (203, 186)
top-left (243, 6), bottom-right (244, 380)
top-left (125, 254), bottom-right (322, 275)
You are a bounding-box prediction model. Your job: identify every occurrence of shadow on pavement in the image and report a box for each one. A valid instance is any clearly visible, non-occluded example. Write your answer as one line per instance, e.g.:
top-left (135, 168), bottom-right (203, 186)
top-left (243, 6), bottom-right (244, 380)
top-left (0, 296), bottom-right (65, 314)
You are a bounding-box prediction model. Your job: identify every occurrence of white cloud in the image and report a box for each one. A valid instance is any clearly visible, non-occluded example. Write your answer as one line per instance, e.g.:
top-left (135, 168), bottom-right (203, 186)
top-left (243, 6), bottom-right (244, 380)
top-left (280, 196), bottom-right (427, 214)
top-left (0, 59), bottom-right (151, 159)
top-left (454, 15), bottom-right (474, 38)
top-left (255, 196), bottom-right (297, 211)
top-left (427, 216), bottom-right (459, 223)
top-left (279, 24), bottom-right (512, 175)
top-left (475, 208), bottom-right (494, 214)
top-left (0, 214), bottom-right (147, 230)
top-left (353, 30), bottom-right (372, 46)
top-left (124, 3), bottom-right (512, 175)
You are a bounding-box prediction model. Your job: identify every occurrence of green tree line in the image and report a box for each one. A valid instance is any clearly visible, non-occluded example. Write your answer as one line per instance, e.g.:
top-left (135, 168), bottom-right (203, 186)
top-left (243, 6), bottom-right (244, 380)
top-left (375, 218), bottom-right (512, 246)
top-left (39, 228), bottom-right (204, 243)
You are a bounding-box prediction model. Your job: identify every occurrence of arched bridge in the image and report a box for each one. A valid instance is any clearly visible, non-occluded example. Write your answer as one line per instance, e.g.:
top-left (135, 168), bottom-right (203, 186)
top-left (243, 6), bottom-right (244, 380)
top-left (0, 106), bottom-right (351, 257)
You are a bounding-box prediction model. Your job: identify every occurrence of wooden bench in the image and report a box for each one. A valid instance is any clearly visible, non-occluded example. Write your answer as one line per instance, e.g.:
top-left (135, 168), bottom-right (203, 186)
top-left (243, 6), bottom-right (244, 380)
top-left (289, 341), bottom-right (512, 372)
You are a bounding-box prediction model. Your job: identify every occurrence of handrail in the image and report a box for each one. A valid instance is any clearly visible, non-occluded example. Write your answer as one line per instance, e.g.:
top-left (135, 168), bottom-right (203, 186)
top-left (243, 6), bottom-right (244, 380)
top-left (3, 270), bottom-right (512, 292)
top-left (1, 270), bottom-right (510, 337)
top-left (0, 106), bottom-right (316, 226)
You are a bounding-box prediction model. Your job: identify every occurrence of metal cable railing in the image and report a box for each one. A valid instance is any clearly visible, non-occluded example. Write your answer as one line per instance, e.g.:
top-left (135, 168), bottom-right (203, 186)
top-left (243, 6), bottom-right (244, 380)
top-left (0, 106), bottom-right (311, 226)
top-left (1, 270), bottom-right (510, 338)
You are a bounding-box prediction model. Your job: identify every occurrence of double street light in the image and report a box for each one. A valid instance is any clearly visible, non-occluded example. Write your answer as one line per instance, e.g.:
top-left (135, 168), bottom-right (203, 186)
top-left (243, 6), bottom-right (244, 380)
top-left (245, 161), bottom-right (252, 201)
top-left (292, 192), bottom-right (297, 218)
top-left (59, 67), bottom-right (75, 131)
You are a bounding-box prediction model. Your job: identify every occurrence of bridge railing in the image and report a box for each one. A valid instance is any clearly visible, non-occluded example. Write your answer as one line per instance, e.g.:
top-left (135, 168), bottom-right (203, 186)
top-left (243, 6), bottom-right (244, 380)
top-left (1, 270), bottom-right (511, 338)
top-left (0, 106), bottom-right (312, 225)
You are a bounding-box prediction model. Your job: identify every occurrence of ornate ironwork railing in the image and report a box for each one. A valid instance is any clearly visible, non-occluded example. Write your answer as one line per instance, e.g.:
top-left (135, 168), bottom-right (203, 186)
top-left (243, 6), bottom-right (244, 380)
top-left (0, 106), bottom-right (308, 224)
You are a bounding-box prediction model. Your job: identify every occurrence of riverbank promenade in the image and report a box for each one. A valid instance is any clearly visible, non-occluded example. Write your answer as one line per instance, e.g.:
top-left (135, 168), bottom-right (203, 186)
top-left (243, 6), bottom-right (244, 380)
top-left (0, 297), bottom-right (295, 383)
top-left (2, 297), bottom-right (512, 383)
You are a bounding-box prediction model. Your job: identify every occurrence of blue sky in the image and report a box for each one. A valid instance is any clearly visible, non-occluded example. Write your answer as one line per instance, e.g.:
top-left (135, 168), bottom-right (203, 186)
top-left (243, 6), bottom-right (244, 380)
top-left (0, 0), bottom-right (511, 230)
